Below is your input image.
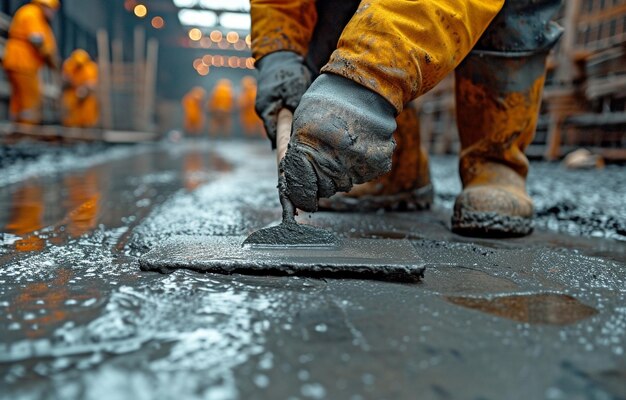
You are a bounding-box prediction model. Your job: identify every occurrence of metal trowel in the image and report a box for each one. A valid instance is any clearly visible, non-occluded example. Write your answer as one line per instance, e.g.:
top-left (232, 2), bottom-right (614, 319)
top-left (243, 109), bottom-right (339, 248)
top-left (139, 110), bottom-right (425, 282)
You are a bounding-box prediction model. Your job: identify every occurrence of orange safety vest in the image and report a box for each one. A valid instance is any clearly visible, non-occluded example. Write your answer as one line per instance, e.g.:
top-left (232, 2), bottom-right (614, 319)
top-left (3, 3), bottom-right (57, 73)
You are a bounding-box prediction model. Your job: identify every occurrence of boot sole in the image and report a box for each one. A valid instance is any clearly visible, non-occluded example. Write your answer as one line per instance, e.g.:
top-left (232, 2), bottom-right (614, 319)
top-left (451, 211), bottom-right (534, 238)
top-left (319, 184), bottom-right (434, 212)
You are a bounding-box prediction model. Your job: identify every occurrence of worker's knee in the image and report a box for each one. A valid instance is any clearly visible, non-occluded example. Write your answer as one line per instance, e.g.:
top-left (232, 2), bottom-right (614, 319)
top-left (475, 0), bottom-right (563, 52)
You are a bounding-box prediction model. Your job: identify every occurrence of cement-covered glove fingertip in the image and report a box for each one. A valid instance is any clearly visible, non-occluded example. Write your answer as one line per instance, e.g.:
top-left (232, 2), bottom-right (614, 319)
top-left (281, 147), bottom-right (319, 212)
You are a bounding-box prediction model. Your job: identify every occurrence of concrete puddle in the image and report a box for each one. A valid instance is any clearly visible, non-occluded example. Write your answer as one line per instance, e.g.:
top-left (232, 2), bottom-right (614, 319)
top-left (350, 230), bottom-right (411, 239)
top-left (0, 146), bottom-right (231, 254)
top-left (418, 265), bottom-right (519, 294)
top-left (445, 293), bottom-right (598, 325)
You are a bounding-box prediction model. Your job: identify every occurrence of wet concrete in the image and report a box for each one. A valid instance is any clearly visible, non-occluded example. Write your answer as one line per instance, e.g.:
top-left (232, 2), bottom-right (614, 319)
top-left (0, 139), bottom-right (625, 400)
top-left (243, 221), bottom-right (339, 248)
top-left (140, 236), bottom-right (425, 282)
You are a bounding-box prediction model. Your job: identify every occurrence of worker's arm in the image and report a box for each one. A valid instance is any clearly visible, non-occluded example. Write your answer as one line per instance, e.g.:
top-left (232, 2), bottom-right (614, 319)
top-left (250, 0), bottom-right (318, 148)
top-left (322, 0), bottom-right (505, 112)
top-left (250, 0), bottom-right (317, 61)
top-left (27, 11), bottom-right (59, 70)
top-left (281, 0), bottom-right (505, 211)
top-left (27, 34), bottom-right (58, 70)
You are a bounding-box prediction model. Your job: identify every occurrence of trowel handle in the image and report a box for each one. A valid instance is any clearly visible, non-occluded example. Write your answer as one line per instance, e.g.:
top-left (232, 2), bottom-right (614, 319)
top-left (276, 109), bottom-right (293, 167)
top-left (276, 109), bottom-right (296, 222)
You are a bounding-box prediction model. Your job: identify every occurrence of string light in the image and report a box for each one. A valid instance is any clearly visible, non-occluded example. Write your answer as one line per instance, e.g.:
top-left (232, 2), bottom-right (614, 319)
top-left (233, 40), bottom-right (245, 51)
top-left (192, 54), bottom-right (255, 70)
top-left (151, 16), bottom-right (165, 29)
top-left (124, 0), bottom-right (137, 12)
top-left (188, 28), bottom-right (203, 41)
top-left (134, 4), bottom-right (148, 18)
top-left (197, 64), bottom-right (209, 76)
top-left (226, 31), bottom-right (239, 44)
top-left (209, 30), bottom-right (223, 42)
top-left (200, 37), bottom-right (212, 48)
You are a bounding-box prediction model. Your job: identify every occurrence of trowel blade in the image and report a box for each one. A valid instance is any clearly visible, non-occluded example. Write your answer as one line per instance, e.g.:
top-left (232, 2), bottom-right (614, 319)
top-left (243, 222), bottom-right (339, 248)
top-left (139, 235), bottom-right (425, 282)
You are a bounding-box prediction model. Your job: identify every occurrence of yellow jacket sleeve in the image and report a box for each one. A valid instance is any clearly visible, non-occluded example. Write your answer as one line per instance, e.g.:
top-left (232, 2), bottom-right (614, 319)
top-left (250, 0), bottom-right (318, 61)
top-left (321, 0), bottom-right (505, 112)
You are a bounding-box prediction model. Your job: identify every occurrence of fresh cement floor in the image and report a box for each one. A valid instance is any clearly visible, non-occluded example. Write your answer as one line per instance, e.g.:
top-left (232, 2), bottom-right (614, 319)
top-left (0, 139), bottom-right (624, 400)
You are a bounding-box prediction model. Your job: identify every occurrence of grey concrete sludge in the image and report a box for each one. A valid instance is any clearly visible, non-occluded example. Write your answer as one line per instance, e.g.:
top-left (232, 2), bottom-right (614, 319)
top-left (139, 236), bottom-right (425, 282)
top-left (0, 140), bottom-right (625, 400)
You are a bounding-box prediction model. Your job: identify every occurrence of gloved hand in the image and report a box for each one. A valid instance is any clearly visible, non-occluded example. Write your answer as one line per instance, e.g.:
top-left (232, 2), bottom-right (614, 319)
top-left (255, 51), bottom-right (312, 148)
top-left (280, 74), bottom-right (397, 212)
top-left (76, 85), bottom-right (90, 101)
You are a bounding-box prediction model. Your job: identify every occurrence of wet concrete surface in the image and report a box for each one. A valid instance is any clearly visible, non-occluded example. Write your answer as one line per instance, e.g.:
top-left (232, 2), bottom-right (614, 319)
top-left (0, 139), bottom-right (625, 400)
top-left (139, 236), bottom-right (425, 282)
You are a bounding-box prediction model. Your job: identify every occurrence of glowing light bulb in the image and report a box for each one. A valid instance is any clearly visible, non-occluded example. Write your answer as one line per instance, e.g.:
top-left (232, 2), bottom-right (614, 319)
top-left (188, 28), bottom-right (203, 41)
top-left (151, 16), bottom-right (164, 29)
top-left (226, 31), bottom-right (239, 44)
top-left (209, 30), bottom-right (222, 42)
top-left (134, 4), bottom-right (147, 18)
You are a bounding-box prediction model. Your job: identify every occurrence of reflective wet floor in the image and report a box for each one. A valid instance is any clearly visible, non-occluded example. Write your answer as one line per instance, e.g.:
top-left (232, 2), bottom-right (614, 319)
top-left (0, 139), bottom-right (625, 400)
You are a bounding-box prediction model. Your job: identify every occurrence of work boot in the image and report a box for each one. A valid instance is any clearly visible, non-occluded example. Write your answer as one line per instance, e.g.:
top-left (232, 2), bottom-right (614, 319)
top-left (319, 104), bottom-right (433, 212)
top-left (451, 0), bottom-right (562, 237)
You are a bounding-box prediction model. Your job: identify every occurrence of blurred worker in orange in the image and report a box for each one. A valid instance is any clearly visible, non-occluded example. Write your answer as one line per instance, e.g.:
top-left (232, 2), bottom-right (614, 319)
top-left (182, 86), bottom-right (206, 136)
top-left (237, 76), bottom-right (264, 138)
top-left (208, 79), bottom-right (234, 137)
top-left (3, 0), bottom-right (60, 124)
top-left (62, 49), bottom-right (99, 128)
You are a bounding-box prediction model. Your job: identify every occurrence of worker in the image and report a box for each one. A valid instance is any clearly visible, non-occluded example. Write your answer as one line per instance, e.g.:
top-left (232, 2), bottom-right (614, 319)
top-left (3, 0), bottom-right (60, 124)
top-left (207, 79), bottom-right (234, 137)
top-left (251, 0), bottom-right (562, 237)
top-left (182, 86), bottom-right (206, 136)
top-left (237, 76), bottom-right (264, 138)
top-left (62, 49), bottom-right (99, 128)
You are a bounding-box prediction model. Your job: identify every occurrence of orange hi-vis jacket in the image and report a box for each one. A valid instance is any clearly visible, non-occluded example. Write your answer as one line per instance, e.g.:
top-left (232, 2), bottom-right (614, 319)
top-left (62, 58), bottom-right (99, 127)
top-left (238, 79), bottom-right (263, 136)
top-left (208, 82), bottom-right (234, 114)
top-left (4, 3), bottom-right (57, 73)
top-left (63, 57), bottom-right (99, 90)
top-left (250, 0), bottom-right (504, 113)
top-left (182, 89), bottom-right (206, 133)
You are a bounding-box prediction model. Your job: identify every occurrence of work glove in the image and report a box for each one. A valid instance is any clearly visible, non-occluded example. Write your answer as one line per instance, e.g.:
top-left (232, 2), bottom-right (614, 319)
top-left (281, 74), bottom-right (397, 212)
top-left (255, 51), bottom-right (312, 148)
top-left (76, 85), bottom-right (94, 101)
